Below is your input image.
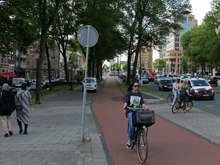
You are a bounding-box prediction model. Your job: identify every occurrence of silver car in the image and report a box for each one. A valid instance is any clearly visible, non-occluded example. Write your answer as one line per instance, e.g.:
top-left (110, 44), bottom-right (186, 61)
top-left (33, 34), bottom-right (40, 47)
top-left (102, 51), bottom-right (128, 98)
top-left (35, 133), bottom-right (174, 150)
top-left (82, 77), bottom-right (98, 92)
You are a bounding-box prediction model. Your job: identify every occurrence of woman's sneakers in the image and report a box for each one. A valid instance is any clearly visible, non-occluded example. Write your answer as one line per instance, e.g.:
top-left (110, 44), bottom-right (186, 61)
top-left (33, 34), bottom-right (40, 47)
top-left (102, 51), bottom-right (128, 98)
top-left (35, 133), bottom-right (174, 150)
top-left (4, 133), bottom-right (9, 137)
top-left (19, 130), bottom-right (28, 134)
top-left (4, 131), bottom-right (13, 137)
top-left (126, 141), bottom-right (133, 149)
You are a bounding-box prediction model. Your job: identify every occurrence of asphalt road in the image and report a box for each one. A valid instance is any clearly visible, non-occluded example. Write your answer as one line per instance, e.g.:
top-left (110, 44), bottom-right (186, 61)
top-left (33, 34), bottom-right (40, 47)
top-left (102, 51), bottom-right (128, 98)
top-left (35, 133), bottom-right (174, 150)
top-left (148, 81), bottom-right (220, 116)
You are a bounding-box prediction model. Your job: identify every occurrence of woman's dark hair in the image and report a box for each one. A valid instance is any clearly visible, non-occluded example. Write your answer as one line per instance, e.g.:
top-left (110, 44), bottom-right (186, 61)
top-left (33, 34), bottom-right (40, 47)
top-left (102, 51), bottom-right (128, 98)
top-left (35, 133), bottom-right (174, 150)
top-left (21, 83), bottom-right (27, 90)
top-left (127, 81), bottom-right (139, 91)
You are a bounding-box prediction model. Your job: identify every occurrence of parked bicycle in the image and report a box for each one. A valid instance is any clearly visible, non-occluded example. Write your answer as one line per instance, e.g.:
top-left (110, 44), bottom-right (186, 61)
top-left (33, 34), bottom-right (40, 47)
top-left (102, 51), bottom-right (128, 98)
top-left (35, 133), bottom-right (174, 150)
top-left (171, 95), bottom-right (193, 114)
top-left (126, 107), bottom-right (155, 164)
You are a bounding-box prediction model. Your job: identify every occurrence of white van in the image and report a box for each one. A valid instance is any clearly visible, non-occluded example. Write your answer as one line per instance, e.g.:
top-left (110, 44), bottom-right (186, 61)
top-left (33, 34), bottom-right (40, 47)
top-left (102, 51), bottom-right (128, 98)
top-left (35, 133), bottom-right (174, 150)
top-left (12, 78), bottom-right (25, 88)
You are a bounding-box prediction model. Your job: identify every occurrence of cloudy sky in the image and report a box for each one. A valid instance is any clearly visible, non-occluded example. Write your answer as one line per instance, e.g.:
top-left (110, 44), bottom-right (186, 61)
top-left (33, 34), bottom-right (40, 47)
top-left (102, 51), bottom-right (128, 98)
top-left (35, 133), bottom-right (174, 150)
top-left (190, 0), bottom-right (212, 25)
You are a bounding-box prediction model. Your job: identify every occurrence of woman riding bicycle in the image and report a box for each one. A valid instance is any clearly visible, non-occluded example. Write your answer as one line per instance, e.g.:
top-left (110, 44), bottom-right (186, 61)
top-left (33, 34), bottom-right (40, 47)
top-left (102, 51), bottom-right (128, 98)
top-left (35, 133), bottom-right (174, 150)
top-left (172, 79), bottom-right (180, 105)
top-left (180, 80), bottom-right (193, 113)
top-left (123, 81), bottom-right (148, 149)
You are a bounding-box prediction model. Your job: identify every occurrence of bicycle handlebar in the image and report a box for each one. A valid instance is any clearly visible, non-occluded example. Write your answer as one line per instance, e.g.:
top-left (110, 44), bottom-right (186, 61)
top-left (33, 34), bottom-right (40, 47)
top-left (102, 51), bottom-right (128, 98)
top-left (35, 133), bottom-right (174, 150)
top-left (125, 107), bottom-right (149, 111)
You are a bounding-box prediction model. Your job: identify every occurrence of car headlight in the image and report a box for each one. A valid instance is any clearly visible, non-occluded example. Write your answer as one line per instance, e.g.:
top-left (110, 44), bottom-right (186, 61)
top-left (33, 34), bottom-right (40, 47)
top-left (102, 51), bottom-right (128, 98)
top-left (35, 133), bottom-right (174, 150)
top-left (194, 89), bottom-right (199, 93)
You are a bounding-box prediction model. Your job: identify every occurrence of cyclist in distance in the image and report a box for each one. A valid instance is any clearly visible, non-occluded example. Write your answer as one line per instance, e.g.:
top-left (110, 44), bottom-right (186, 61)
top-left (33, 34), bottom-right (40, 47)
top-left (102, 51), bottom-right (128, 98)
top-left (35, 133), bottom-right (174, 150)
top-left (172, 79), bottom-right (180, 105)
top-left (123, 81), bottom-right (148, 149)
top-left (180, 80), bottom-right (193, 112)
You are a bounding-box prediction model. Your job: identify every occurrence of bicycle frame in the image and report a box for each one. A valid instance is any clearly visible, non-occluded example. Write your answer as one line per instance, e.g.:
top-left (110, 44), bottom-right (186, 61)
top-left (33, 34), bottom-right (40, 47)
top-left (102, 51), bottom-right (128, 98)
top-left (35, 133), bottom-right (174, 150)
top-left (171, 95), bottom-right (193, 114)
top-left (126, 107), bottom-right (149, 164)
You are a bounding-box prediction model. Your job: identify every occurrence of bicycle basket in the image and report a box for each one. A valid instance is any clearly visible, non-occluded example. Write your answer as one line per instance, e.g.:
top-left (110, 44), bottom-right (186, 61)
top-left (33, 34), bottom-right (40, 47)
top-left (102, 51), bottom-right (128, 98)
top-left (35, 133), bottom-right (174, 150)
top-left (132, 110), bottom-right (155, 127)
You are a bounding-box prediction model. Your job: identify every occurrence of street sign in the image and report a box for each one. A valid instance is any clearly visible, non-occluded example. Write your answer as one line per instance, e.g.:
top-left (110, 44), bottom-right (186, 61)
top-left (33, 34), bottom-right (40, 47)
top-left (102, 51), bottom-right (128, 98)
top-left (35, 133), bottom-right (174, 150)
top-left (77, 25), bottom-right (99, 142)
top-left (77, 25), bottom-right (99, 47)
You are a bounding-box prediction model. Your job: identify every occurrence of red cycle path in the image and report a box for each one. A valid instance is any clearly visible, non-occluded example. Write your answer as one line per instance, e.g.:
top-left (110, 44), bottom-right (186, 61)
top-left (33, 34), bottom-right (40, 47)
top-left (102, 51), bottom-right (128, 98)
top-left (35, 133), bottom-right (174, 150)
top-left (92, 77), bottom-right (220, 165)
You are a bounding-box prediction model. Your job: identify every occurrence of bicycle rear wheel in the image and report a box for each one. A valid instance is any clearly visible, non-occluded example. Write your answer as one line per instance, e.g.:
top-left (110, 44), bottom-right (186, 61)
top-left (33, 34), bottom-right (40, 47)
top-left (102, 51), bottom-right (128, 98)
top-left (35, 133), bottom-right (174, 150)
top-left (167, 94), bottom-right (173, 106)
top-left (171, 101), bottom-right (181, 114)
top-left (186, 101), bottom-right (193, 112)
top-left (137, 127), bottom-right (148, 164)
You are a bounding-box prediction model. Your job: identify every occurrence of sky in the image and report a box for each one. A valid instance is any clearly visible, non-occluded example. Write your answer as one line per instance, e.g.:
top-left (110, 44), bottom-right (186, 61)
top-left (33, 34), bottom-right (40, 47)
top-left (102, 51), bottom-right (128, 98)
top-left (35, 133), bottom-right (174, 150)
top-left (190, 0), bottom-right (212, 25)
top-left (152, 0), bottom-right (213, 61)
top-left (115, 0), bottom-right (213, 63)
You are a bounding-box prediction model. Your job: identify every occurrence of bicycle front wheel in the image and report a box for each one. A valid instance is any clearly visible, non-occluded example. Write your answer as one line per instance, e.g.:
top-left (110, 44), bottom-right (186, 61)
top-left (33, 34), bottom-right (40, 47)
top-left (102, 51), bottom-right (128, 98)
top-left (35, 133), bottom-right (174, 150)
top-left (167, 94), bottom-right (173, 106)
top-left (137, 128), bottom-right (148, 164)
top-left (186, 101), bottom-right (193, 112)
top-left (171, 101), bottom-right (181, 114)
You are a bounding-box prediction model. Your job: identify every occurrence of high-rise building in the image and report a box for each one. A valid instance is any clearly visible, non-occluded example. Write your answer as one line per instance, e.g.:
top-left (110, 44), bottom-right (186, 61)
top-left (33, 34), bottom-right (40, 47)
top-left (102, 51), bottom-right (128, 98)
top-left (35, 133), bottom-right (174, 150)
top-left (164, 14), bottom-right (198, 74)
top-left (131, 47), bottom-right (153, 72)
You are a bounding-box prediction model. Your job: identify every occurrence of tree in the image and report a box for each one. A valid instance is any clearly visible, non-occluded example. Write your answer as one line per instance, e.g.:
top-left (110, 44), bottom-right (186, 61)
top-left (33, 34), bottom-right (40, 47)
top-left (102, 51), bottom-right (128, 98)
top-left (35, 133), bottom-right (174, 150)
top-left (73, 0), bottom-right (126, 80)
top-left (153, 58), bottom-right (166, 72)
top-left (121, 0), bottom-right (191, 84)
top-left (181, 23), bottom-right (217, 75)
top-left (35, 0), bottom-right (62, 104)
top-left (50, 1), bottom-right (78, 83)
top-left (204, 0), bottom-right (220, 68)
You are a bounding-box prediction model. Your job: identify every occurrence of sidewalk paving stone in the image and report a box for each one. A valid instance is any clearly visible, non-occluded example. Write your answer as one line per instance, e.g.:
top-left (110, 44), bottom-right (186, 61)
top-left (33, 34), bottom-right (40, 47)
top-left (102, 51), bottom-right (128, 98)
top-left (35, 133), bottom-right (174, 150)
top-left (0, 90), bottom-right (108, 165)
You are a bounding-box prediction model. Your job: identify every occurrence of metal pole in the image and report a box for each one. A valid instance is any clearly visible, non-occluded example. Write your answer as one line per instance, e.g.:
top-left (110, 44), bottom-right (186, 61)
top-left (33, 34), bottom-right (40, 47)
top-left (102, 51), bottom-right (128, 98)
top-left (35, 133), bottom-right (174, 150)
top-left (81, 26), bottom-right (90, 142)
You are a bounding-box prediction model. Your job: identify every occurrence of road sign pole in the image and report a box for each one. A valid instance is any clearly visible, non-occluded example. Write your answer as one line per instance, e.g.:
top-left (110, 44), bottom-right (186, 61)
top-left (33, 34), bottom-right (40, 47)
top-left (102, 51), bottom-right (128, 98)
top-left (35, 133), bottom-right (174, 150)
top-left (77, 25), bottom-right (98, 143)
top-left (81, 26), bottom-right (90, 142)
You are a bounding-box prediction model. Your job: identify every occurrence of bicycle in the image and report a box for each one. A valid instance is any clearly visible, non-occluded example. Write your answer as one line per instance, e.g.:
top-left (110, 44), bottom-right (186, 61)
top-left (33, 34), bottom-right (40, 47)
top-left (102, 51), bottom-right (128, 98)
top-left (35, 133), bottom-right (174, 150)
top-left (126, 107), bottom-right (155, 164)
top-left (167, 93), bottom-right (174, 106)
top-left (171, 95), bottom-right (193, 114)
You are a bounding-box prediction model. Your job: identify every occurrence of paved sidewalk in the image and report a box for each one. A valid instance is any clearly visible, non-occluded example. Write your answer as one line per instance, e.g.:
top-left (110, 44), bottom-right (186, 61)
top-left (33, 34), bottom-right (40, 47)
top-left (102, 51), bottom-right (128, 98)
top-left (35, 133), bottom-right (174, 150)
top-left (151, 103), bottom-right (220, 146)
top-left (0, 90), bottom-right (108, 165)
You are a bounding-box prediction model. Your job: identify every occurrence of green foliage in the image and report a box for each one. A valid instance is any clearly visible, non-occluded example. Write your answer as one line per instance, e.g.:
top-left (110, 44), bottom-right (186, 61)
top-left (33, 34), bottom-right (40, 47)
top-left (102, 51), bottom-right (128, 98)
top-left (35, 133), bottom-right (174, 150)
top-left (121, 0), bottom-right (191, 83)
top-left (153, 58), bottom-right (166, 72)
top-left (181, 20), bottom-right (219, 72)
top-left (118, 80), bottom-right (154, 94)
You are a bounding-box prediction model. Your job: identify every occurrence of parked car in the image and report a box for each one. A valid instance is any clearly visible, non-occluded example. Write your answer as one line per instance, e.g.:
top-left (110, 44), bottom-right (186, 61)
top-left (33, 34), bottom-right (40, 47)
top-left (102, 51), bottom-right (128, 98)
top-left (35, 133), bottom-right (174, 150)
top-left (146, 72), bottom-right (155, 82)
top-left (82, 77), bottom-right (98, 92)
top-left (181, 78), bottom-right (215, 100)
top-left (154, 75), bottom-right (165, 84)
top-left (29, 80), bottom-right (46, 91)
top-left (12, 78), bottom-right (25, 88)
top-left (167, 74), bottom-right (180, 79)
top-left (139, 74), bottom-right (149, 85)
top-left (208, 76), bottom-right (220, 84)
top-left (158, 78), bottom-right (173, 91)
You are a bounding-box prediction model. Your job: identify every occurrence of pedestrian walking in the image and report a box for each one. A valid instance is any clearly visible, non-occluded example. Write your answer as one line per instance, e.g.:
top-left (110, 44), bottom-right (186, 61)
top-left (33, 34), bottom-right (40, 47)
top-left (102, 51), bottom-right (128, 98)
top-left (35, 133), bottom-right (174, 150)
top-left (0, 83), bottom-right (16, 137)
top-left (15, 83), bottom-right (31, 134)
top-left (217, 78), bottom-right (220, 88)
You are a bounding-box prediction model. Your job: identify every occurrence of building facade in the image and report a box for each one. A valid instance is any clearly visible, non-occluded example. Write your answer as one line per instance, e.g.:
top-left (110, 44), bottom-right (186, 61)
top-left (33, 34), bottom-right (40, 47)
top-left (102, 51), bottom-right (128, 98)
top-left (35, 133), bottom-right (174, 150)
top-left (132, 47), bottom-right (153, 72)
top-left (164, 14), bottom-right (198, 74)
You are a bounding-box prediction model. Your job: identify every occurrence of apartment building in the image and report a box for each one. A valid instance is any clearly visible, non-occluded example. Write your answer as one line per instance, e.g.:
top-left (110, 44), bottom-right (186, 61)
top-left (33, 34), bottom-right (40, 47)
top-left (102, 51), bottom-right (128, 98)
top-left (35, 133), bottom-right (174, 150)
top-left (164, 14), bottom-right (198, 74)
top-left (25, 45), bottom-right (60, 80)
top-left (131, 47), bottom-right (153, 72)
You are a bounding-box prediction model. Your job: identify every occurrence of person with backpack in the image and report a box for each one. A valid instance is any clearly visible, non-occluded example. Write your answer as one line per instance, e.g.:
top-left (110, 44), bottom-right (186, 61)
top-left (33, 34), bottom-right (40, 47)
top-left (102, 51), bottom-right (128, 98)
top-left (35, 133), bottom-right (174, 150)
top-left (0, 83), bottom-right (16, 137)
top-left (15, 83), bottom-right (31, 134)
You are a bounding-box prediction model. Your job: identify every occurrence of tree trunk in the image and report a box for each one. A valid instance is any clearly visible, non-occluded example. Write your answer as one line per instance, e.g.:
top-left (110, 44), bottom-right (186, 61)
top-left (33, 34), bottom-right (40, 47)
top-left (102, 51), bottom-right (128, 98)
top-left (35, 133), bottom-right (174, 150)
top-left (45, 42), bottom-right (52, 90)
top-left (35, 29), bottom-right (47, 104)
